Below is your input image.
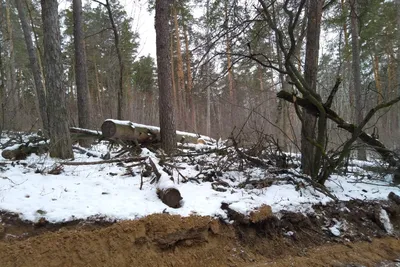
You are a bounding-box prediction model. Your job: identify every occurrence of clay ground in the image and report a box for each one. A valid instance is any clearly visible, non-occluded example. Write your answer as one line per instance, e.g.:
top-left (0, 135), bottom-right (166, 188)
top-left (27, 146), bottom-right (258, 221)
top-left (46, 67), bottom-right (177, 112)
top-left (0, 200), bottom-right (400, 267)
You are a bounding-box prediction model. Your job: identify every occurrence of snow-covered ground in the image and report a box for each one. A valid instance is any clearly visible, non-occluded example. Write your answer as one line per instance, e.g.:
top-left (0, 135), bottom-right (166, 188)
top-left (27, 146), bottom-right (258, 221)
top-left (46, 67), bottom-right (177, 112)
top-left (0, 134), bottom-right (399, 223)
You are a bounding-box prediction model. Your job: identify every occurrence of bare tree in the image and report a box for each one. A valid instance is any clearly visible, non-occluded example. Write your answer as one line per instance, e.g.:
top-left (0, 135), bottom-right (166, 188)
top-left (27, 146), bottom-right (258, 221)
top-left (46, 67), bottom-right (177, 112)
top-left (41, 0), bottom-right (73, 158)
top-left (73, 0), bottom-right (91, 147)
top-left (16, 0), bottom-right (48, 135)
top-left (93, 0), bottom-right (124, 120)
top-left (155, 0), bottom-right (176, 153)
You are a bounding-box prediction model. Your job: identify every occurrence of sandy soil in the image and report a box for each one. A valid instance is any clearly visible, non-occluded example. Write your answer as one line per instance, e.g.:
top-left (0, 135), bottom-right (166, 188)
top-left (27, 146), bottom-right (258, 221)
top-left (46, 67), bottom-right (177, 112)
top-left (0, 200), bottom-right (400, 266)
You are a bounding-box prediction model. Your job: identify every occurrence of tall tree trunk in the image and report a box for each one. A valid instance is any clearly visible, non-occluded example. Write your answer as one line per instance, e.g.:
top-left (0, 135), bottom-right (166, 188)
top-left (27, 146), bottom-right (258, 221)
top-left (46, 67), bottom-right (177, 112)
top-left (16, 0), bottom-right (48, 135)
top-left (340, 0), bottom-right (353, 121)
top-left (6, 0), bottom-right (15, 129)
top-left (173, 4), bottom-right (186, 129)
top-left (350, 0), bottom-right (366, 160)
top-left (387, 52), bottom-right (395, 133)
top-left (396, 0), bottom-right (400, 135)
top-left (397, 0), bottom-right (400, 97)
top-left (183, 22), bottom-right (196, 132)
top-left (73, 0), bottom-right (91, 146)
top-left (94, 0), bottom-right (124, 120)
top-left (41, 0), bottom-right (73, 159)
top-left (26, 0), bottom-right (44, 76)
top-left (170, 31), bottom-right (178, 122)
top-left (371, 54), bottom-right (382, 104)
top-left (272, 3), bottom-right (289, 151)
top-left (0, 29), bottom-right (4, 133)
top-left (205, 0), bottom-right (211, 137)
top-left (225, 0), bottom-right (235, 126)
top-left (155, 0), bottom-right (176, 153)
top-left (301, 0), bottom-right (324, 177)
top-left (93, 58), bottom-right (103, 123)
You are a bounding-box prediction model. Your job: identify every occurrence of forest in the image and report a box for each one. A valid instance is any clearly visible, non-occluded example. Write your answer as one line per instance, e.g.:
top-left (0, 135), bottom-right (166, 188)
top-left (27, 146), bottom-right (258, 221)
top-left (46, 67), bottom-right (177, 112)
top-left (2, 0), bottom-right (400, 178)
top-left (1, 1), bottom-right (400, 266)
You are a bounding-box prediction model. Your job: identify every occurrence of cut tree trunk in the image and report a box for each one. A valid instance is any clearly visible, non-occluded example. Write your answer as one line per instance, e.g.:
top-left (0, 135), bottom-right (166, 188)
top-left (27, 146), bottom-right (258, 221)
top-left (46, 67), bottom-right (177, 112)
top-left (158, 188), bottom-right (182, 208)
top-left (148, 157), bottom-right (182, 208)
top-left (70, 127), bottom-right (103, 142)
top-left (101, 119), bottom-right (210, 144)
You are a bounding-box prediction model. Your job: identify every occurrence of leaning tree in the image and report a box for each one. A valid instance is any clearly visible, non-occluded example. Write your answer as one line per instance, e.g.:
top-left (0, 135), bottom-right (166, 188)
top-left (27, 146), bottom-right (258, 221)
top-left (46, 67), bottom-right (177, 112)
top-left (241, 0), bottom-right (400, 184)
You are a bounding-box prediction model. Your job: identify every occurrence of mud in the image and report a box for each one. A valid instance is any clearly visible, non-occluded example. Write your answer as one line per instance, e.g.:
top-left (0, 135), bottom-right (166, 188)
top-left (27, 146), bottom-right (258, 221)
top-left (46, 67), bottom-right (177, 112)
top-left (0, 199), bottom-right (400, 266)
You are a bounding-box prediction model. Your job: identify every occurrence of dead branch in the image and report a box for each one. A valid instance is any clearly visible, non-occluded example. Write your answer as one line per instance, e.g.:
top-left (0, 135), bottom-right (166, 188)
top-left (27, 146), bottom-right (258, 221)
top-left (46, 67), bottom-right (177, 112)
top-left (230, 134), bottom-right (271, 168)
top-left (274, 169), bottom-right (338, 201)
top-left (60, 156), bottom-right (147, 166)
top-left (168, 146), bottom-right (230, 158)
top-left (148, 157), bottom-right (161, 184)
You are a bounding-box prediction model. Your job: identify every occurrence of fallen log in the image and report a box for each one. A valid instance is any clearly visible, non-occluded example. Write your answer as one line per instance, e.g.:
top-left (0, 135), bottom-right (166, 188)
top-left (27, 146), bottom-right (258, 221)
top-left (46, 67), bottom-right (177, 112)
top-left (101, 119), bottom-right (212, 145)
top-left (2, 143), bottom-right (48, 160)
top-left (70, 127), bottom-right (104, 140)
top-left (148, 157), bottom-right (182, 208)
top-left (59, 156), bottom-right (148, 166)
top-left (276, 90), bottom-right (398, 166)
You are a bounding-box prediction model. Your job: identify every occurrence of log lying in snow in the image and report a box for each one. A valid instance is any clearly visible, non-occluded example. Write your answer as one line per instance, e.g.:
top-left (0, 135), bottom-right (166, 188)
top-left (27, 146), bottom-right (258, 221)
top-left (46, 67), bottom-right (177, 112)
top-left (148, 157), bottom-right (182, 208)
top-left (101, 119), bottom-right (212, 145)
top-left (2, 143), bottom-right (48, 160)
top-left (70, 127), bottom-right (104, 140)
top-left (157, 188), bottom-right (182, 209)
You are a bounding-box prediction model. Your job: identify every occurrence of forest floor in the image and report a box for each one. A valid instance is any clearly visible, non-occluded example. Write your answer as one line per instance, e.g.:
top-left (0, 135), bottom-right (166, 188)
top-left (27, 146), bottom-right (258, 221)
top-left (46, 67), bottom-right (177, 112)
top-left (0, 130), bottom-right (400, 266)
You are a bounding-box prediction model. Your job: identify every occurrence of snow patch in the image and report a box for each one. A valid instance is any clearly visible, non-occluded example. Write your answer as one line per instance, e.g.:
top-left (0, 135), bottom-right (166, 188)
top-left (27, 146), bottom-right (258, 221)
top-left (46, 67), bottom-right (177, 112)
top-left (379, 208), bottom-right (394, 234)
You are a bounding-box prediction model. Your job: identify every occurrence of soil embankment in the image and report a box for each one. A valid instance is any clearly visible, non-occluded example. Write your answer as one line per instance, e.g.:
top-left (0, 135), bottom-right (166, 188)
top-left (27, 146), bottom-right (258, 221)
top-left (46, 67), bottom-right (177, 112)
top-left (0, 199), bottom-right (400, 266)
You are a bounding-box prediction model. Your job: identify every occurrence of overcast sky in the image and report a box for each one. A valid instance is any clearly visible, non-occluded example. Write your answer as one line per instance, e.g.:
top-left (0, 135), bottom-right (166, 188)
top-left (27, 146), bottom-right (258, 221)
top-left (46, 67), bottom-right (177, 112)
top-left (119, 0), bottom-right (156, 58)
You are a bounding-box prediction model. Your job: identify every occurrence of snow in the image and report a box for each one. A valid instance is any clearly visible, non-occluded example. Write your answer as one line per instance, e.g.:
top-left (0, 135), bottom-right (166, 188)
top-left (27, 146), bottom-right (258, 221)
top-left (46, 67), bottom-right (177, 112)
top-left (0, 135), bottom-right (399, 223)
top-left (379, 208), bottom-right (394, 234)
top-left (329, 219), bottom-right (342, 237)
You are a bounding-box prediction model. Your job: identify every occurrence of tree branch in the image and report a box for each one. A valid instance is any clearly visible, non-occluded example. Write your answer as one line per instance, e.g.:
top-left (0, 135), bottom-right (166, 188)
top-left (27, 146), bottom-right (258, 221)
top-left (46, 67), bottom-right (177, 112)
top-left (277, 90), bottom-right (399, 166)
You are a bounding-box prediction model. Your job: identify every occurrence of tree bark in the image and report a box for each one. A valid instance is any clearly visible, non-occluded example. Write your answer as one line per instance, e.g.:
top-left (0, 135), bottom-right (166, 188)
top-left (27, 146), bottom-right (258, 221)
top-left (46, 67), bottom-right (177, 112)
top-left (6, 0), bottom-right (16, 129)
top-left (41, 0), bottom-right (73, 159)
top-left (26, 0), bottom-right (44, 69)
top-left (350, 0), bottom-right (366, 160)
top-left (73, 0), bottom-right (91, 147)
top-left (371, 54), bottom-right (382, 104)
top-left (183, 22), bottom-right (196, 132)
top-left (301, 0), bottom-right (324, 177)
top-left (170, 31), bottom-right (178, 121)
top-left (173, 4), bottom-right (186, 129)
top-left (0, 17), bottom-right (5, 133)
top-left (155, 0), bottom-right (177, 153)
top-left (225, 0), bottom-right (235, 125)
top-left (273, 2), bottom-right (289, 151)
top-left (397, 0), bottom-right (400, 97)
top-left (16, 0), bottom-right (49, 136)
top-left (205, 0), bottom-right (211, 137)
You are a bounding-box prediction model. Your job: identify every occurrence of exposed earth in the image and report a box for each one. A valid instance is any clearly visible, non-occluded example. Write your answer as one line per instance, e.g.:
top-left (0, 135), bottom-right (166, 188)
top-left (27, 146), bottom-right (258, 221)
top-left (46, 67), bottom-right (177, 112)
top-left (1, 199), bottom-right (400, 266)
